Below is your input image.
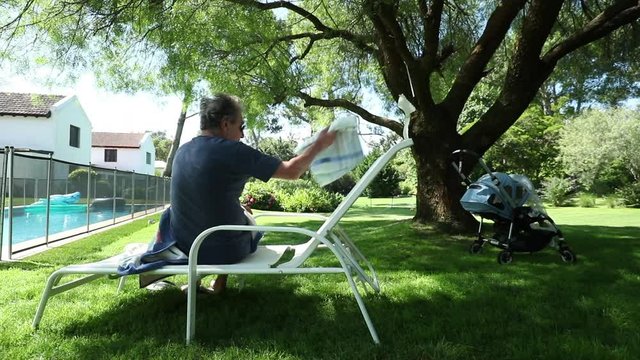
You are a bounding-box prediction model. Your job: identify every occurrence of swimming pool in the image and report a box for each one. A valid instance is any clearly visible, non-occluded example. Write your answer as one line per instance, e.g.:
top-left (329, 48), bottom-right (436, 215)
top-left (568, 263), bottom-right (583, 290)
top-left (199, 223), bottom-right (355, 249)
top-left (2, 204), bottom-right (140, 246)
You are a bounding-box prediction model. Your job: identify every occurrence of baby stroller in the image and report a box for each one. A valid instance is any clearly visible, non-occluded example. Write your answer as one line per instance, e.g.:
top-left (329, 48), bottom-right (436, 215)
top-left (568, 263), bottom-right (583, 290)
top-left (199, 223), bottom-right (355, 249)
top-left (450, 150), bottom-right (576, 264)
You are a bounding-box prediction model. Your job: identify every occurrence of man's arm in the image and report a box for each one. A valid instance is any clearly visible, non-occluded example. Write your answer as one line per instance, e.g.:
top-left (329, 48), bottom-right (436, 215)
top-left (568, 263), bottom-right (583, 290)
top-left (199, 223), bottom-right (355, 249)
top-left (273, 128), bottom-right (337, 180)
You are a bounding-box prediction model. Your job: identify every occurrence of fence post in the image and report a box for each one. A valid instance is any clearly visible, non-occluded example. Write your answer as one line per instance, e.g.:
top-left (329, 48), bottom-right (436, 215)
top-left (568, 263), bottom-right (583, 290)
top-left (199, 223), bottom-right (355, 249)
top-left (0, 147), bottom-right (8, 260)
top-left (112, 169), bottom-right (117, 224)
top-left (130, 171), bottom-right (135, 219)
top-left (44, 153), bottom-right (53, 246)
top-left (145, 174), bottom-right (149, 215)
top-left (86, 164), bottom-right (92, 232)
top-left (3, 147), bottom-right (15, 260)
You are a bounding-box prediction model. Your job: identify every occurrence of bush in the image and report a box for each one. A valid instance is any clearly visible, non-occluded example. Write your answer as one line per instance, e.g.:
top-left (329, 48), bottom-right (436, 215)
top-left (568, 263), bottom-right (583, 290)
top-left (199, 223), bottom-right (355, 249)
top-left (542, 177), bottom-right (573, 206)
top-left (279, 187), bottom-right (343, 213)
top-left (603, 195), bottom-right (621, 208)
top-left (324, 174), bottom-right (356, 195)
top-left (577, 193), bottom-right (596, 208)
top-left (353, 149), bottom-right (401, 198)
top-left (616, 182), bottom-right (640, 208)
top-left (241, 179), bottom-right (343, 213)
top-left (242, 182), bottom-right (281, 211)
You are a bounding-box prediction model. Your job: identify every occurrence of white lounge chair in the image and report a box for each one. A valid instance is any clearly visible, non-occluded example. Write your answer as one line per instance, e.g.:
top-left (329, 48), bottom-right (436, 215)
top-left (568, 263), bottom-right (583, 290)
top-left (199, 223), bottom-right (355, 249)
top-left (32, 97), bottom-right (416, 344)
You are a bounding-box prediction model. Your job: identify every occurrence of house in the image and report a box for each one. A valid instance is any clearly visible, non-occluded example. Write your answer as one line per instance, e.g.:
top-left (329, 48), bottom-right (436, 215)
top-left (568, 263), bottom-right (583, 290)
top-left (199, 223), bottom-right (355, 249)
top-left (91, 132), bottom-right (156, 175)
top-left (0, 92), bottom-right (92, 165)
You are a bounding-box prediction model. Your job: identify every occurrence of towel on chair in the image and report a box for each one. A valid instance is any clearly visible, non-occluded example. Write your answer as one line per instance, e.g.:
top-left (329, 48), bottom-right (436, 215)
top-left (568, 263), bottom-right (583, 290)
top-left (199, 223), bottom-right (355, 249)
top-left (116, 210), bottom-right (187, 279)
top-left (295, 114), bottom-right (364, 186)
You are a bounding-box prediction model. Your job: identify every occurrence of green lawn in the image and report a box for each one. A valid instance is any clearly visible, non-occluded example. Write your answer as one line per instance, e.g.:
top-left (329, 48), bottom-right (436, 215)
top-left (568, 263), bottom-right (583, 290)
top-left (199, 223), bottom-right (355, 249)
top-left (1, 199), bottom-right (639, 359)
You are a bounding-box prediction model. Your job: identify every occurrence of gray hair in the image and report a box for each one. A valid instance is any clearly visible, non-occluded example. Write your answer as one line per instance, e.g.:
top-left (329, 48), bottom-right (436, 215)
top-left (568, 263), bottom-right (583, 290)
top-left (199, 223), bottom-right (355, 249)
top-left (200, 94), bottom-right (242, 130)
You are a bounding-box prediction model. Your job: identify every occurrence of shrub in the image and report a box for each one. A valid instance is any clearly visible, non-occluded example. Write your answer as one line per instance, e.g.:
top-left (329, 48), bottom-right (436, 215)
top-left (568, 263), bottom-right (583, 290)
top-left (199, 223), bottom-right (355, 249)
top-left (577, 193), bottom-right (596, 208)
top-left (324, 174), bottom-right (356, 195)
top-left (241, 179), bottom-right (343, 213)
top-left (616, 182), bottom-right (640, 208)
top-left (242, 181), bottom-right (282, 211)
top-left (353, 149), bottom-right (402, 198)
top-left (603, 195), bottom-right (621, 208)
top-left (541, 177), bottom-right (573, 206)
top-left (279, 187), bottom-right (343, 213)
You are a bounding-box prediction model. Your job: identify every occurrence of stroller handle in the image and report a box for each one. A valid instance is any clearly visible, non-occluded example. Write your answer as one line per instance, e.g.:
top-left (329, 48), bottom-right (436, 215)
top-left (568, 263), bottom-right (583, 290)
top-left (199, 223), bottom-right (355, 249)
top-left (450, 149), bottom-right (498, 185)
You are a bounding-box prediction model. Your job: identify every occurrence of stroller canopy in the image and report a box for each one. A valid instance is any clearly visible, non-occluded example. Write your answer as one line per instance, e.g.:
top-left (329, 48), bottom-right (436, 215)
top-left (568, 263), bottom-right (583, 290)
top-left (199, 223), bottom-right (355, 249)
top-left (460, 172), bottom-right (537, 220)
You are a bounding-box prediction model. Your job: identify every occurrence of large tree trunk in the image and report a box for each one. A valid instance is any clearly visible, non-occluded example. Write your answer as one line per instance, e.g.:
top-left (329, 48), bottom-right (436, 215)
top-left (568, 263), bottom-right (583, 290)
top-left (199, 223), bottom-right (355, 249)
top-left (411, 110), bottom-right (477, 231)
top-left (162, 98), bottom-right (189, 177)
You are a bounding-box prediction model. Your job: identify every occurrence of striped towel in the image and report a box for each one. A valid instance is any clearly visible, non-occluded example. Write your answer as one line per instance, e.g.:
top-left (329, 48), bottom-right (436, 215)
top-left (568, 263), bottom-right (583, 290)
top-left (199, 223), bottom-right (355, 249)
top-left (296, 115), bottom-right (364, 186)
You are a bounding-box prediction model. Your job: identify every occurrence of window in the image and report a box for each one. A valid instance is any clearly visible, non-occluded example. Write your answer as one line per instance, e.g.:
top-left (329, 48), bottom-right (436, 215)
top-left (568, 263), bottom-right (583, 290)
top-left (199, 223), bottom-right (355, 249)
top-left (104, 149), bottom-right (117, 162)
top-left (146, 152), bottom-right (151, 165)
top-left (69, 125), bottom-right (80, 148)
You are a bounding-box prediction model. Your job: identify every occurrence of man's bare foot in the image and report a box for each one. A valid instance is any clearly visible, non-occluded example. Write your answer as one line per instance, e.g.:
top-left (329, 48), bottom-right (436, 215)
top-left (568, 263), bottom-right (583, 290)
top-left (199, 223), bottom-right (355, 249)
top-left (180, 275), bottom-right (227, 295)
top-left (206, 275), bottom-right (228, 294)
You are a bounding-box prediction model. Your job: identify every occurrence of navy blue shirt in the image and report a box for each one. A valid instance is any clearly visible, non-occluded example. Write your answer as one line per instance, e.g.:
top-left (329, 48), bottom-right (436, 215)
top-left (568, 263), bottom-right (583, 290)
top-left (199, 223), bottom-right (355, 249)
top-left (170, 135), bottom-right (281, 264)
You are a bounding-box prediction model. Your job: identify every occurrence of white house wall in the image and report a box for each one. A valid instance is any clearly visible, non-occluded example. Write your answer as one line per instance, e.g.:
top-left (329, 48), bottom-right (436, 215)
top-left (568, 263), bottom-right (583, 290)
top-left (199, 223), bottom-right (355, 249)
top-left (0, 95), bottom-right (92, 176)
top-left (138, 133), bottom-right (156, 175)
top-left (51, 95), bottom-right (92, 165)
top-left (0, 115), bottom-right (57, 152)
top-left (91, 135), bottom-right (155, 175)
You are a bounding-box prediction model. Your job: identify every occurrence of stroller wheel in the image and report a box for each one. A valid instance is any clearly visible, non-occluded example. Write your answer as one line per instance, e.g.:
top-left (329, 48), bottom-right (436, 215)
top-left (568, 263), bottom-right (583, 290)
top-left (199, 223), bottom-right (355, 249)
top-left (497, 251), bottom-right (513, 264)
top-left (469, 242), bottom-right (483, 254)
top-left (560, 248), bottom-right (577, 264)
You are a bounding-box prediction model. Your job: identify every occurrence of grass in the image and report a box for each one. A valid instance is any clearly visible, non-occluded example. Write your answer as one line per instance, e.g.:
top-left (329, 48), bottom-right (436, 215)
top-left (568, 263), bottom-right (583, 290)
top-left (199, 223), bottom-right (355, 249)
top-left (1, 199), bottom-right (639, 359)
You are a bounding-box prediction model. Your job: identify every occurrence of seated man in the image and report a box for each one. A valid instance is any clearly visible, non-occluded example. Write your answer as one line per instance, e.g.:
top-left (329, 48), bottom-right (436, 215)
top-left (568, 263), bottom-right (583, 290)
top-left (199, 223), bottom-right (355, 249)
top-left (168, 93), bottom-right (336, 293)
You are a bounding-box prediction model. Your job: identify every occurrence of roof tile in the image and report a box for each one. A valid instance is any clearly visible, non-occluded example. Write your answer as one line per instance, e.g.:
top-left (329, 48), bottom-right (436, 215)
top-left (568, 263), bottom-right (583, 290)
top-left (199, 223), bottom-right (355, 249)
top-left (92, 132), bottom-right (146, 148)
top-left (0, 92), bottom-right (66, 117)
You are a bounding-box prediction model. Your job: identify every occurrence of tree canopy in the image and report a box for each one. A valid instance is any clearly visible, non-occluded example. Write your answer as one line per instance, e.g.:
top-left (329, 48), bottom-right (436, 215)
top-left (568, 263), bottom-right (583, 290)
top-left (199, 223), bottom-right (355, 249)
top-left (559, 107), bottom-right (640, 191)
top-left (2, 0), bottom-right (639, 227)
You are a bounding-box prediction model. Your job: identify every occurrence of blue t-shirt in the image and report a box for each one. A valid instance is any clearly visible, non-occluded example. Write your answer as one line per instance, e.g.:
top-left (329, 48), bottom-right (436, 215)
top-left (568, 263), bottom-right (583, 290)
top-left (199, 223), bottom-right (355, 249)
top-left (170, 135), bottom-right (281, 264)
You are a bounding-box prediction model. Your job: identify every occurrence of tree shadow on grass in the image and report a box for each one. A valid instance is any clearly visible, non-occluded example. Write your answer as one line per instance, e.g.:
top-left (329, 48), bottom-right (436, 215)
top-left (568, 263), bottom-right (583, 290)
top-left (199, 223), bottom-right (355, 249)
top-left (50, 261), bottom-right (638, 360)
top-left (36, 217), bottom-right (640, 359)
top-left (57, 283), bottom-right (393, 359)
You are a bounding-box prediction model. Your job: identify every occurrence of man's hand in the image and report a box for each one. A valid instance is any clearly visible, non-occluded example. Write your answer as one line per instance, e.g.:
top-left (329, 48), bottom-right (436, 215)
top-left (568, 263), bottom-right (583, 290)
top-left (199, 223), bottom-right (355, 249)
top-left (314, 127), bottom-right (337, 150)
top-left (242, 204), bottom-right (253, 214)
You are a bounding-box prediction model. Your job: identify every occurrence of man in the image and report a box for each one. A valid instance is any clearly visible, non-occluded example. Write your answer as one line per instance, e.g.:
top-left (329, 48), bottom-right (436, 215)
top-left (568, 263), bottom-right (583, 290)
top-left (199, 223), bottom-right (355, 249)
top-left (169, 93), bottom-right (336, 293)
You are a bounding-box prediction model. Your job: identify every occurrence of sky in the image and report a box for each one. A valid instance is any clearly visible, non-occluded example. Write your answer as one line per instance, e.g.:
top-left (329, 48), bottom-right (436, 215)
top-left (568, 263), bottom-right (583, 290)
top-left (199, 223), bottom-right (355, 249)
top-left (0, 69), bottom-right (388, 152)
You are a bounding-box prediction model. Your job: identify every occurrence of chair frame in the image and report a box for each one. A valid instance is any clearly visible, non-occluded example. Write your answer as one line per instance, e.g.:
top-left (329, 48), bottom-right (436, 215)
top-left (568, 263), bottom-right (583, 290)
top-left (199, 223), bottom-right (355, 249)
top-left (32, 99), bottom-right (416, 345)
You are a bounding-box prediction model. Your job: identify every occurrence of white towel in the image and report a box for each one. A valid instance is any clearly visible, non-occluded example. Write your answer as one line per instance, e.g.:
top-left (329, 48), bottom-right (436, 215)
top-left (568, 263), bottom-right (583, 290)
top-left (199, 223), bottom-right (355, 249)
top-left (295, 115), bottom-right (364, 186)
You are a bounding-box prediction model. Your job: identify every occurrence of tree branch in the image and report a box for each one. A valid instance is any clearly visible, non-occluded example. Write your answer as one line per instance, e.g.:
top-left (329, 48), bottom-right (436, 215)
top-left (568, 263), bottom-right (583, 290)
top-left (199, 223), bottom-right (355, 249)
top-left (442, 0), bottom-right (526, 116)
top-left (421, 0), bottom-right (444, 69)
top-left (543, 1), bottom-right (640, 65)
top-left (0, 0), bottom-right (36, 31)
top-left (225, 0), bottom-right (376, 54)
top-left (373, 1), bottom-right (415, 66)
top-left (461, 0), bottom-right (565, 153)
top-left (297, 91), bottom-right (404, 135)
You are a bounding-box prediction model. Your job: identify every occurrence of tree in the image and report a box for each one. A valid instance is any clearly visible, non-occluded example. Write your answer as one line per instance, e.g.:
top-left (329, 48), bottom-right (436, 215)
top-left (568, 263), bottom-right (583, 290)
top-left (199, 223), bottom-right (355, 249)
top-left (150, 131), bottom-right (173, 162)
top-left (559, 107), bottom-right (640, 192)
top-left (484, 102), bottom-right (565, 187)
top-left (2, 1), bottom-right (639, 229)
top-left (353, 148), bottom-right (402, 198)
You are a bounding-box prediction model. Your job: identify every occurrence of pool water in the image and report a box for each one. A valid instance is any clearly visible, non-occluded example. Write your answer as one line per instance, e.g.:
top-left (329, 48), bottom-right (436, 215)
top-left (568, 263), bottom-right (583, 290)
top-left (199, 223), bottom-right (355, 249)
top-left (2, 204), bottom-right (135, 245)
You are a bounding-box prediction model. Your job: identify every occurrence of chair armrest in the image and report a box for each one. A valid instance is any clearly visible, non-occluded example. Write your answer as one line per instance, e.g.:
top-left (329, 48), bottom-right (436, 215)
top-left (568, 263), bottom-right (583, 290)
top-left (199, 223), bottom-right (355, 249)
top-left (253, 212), bottom-right (329, 221)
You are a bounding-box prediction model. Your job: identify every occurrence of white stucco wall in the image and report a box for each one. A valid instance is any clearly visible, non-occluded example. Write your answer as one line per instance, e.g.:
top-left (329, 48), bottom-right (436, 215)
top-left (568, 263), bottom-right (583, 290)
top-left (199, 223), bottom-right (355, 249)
top-left (0, 115), bottom-right (57, 152)
top-left (90, 133), bottom-right (156, 175)
top-left (1, 95), bottom-right (92, 181)
top-left (51, 95), bottom-right (92, 165)
top-left (0, 95), bottom-right (92, 165)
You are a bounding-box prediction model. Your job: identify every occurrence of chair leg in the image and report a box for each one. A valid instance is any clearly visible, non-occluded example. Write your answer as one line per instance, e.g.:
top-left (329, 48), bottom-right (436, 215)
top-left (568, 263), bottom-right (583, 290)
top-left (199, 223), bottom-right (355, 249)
top-left (343, 270), bottom-right (380, 344)
top-left (32, 273), bottom-right (62, 329)
top-left (117, 276), bottom-right (127, 292)
top-left (185, 274), bottom-right (199, 344)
